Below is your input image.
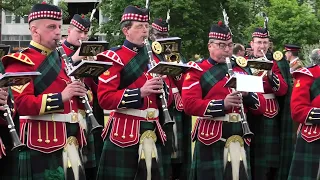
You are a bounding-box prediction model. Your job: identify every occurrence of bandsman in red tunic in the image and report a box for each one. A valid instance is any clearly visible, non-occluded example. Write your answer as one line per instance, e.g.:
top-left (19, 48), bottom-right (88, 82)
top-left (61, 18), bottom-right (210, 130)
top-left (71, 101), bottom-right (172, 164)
top-left (182, 21), bottom-right (266, 180)
top-left (249, 27), bottom-right (293, 180)
top-left (2, 2), bottom-right (90, 180)
top-left (288, 48), bottom-right (320, 179)
top-left (62, 14), bottom-right (103, 180)
top-left (96, 5), bottom-right (173, 180)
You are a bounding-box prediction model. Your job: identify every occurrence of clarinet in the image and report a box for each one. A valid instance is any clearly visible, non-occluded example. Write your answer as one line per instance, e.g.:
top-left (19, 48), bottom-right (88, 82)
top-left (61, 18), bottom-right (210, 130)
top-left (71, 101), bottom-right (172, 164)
top-left (56, 42), bottom-right (103, 133)
top-left (2, 101), bottom-right (25, 150)
top-left (225, 57), bottom-right (254, 138)
top-left (144, 39), bottom-right (175, 128)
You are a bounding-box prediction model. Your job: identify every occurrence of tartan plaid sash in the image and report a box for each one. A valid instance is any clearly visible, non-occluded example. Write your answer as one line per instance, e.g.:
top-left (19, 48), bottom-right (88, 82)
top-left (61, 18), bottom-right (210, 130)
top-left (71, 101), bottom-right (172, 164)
top-left (33, 50), bottom-right (61, 96)
top-left (118, 47), bottom-right (148, 89)
top-left (310, 77), bottom-right (320, 100)
top-left (200, 60), bottom-right (251, 98)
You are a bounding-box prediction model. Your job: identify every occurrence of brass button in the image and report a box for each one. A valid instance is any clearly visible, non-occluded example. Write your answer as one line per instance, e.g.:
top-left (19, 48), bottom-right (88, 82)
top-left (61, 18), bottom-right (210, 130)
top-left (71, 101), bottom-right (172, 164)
top-left (124, 94), bottom-right (128, 97)
top-left (45, 139), bottom-right (50, 144)
top-left (150, 100), bottom-right (153, 104)
top-left (53, 139), bottom-right (58, 142)
top-left (129, 134), bottom-right (134, 138)
top-left (207, 109), bottom-right (211, 113)
top-left (47, 106), bottom-right (51, 110)
top-left (309, 116), bottom-right (312, 120)
top-left (311, 111), bottom-right (314, 115)
top-left (37, 139), bottom-right (43, 142)
top-left (114, 133), bottom-right (118, 137)
top-left (121, 135), bottom-right (125, 139)
top-left (47, 98), bottom-right (52, 102)
top-left (121, 101), bottom-right (125, 105)
top-left (209, 103), bottom-right (213, 107)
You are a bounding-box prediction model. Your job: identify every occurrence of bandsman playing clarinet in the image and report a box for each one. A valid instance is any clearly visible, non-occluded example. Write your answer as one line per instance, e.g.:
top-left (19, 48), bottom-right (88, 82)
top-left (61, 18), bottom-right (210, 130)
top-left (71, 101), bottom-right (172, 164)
top-left (96, 5), bottom-right (174, 180)
top-left (150, 17), bottom-right (192, 180)
top-left (2, 2), bottom-right (92, 179)
top-left (182, 21), bottom-right (266, 180)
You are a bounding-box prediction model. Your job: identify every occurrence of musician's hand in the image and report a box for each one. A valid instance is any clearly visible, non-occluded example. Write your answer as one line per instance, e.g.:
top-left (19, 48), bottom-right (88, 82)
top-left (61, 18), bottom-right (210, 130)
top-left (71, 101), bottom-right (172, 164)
top-left (224, 91), bottom-right (242, 110)
top-left (140, 77), bottom-right (165, 98)
top-left (71, 48), bottom-right (86, 63)
top-left (0, 88), bottom-right (8, 111)
top-left (61, 81), bottom-right (87, 102)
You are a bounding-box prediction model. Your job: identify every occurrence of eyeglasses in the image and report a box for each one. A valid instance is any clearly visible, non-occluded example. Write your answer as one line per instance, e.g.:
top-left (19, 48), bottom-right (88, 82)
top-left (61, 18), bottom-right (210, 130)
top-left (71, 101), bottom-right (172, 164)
top-left (133, 24), bottom-right (149, 29)
top-left (212, 42), bottom-right (234, 50)
top-left (253, 41), bottom-right (269, 46)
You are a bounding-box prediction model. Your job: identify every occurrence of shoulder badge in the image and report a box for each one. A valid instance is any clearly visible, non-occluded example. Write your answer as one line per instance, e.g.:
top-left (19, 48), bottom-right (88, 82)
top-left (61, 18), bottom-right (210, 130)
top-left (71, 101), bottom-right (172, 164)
top-left (97, 50), bottom-right (123, 66)
top-left (236, 56), bottom-right (247, 68)
top-left (151, 41), bottom-right (162, 54)
top-left (292, 67), bottom-right (313, 77)
top-left (187, 61), bottom-right (203, 71)
top-left (2, 52), bottom-right (34, 65)
top-left (273, 51), bottom-right (283, 61)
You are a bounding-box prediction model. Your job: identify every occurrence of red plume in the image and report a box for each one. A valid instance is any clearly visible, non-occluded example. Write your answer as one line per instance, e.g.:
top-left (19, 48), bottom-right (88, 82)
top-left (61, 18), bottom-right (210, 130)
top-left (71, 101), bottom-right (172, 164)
top-left (81, 14), bottom-right (85, 18)
top-left (159, 18), bottom-right (162, 21)
top-left (41, 1), bottom-right (46, 4)
top-left (218, 21), bottom-right (223, 26)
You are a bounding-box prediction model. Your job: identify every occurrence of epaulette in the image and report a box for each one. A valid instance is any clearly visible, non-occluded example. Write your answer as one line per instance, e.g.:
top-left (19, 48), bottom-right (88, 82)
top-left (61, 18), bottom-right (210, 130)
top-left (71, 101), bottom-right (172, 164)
top-left (292, 67), bottom-right (313, 77)
top-left (2, 51), bottom-right (34, 65)
top-left (97, 49), bottom-right (123, 66)
top-left (187, 61), bottom-right (203, 71)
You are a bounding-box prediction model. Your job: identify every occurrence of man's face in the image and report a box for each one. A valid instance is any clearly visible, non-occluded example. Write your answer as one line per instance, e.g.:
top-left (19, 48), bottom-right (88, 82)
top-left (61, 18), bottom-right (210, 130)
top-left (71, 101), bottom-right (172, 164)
top-left (123, 21), bottom-right (149, 46)
top-left (285, 51), bottom-right (292, 61)
top-left (68, 26), bottom-right (89, 46)
top-left (237, 45), bottom-right (245, 57)
top-left (31, 19), bottom-right (62, 49)
top-left (208, 39), bottom-right (233, 63)
top-left (250, 37), bottom-right (270, 57)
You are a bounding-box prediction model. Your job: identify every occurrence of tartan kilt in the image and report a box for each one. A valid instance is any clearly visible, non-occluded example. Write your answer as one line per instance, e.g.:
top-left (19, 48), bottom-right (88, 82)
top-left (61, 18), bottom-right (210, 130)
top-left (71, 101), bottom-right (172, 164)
top-left (18, 149), bottom-right (65, 180)
top-left (82, 118), bottom-right (96, 169)
top-left (169, 107), bottom-right (192, 180)
top-left (288, 133), bottom-right (320, 180)
top-left (249, 114), bottom-right (280, 170)
top-left (96, 122), bottom-right (169, 180)
top-left (189, 121), bottom-right (251, 180)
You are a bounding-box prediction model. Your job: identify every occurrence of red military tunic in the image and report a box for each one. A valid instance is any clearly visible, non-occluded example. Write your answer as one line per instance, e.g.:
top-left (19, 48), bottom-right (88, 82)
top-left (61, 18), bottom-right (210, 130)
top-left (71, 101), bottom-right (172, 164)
top-left (257, 60), bottom-right (288, 118)
top-left (182, 58), bottom-right (266, 145)
top-left (291, 66), bottom-right (320, 142)
top-left (97, 40), bottom-right (167, 148)
top-left (2, 41), bottom-right (87, 153)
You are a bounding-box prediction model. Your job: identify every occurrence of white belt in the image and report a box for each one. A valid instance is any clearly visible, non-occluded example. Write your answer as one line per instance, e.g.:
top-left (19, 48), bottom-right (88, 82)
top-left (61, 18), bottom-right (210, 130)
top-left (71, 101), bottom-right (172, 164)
top-left (116, 108), bottom-right (159, 119)
top-left (200, 113), bottom-right (242, 123)
top-left (20, 112), bottom-right (85, 123)
top-left (172, 87), bottom-right (179, 94)
top-left (263, 93), bottom-right (276, 99)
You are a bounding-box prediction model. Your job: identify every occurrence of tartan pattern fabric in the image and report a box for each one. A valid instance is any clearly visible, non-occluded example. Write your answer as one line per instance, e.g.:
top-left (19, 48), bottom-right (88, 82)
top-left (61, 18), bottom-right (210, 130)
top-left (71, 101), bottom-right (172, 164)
top-left (82, 118), bottom-right (96, 169)
top-left (33, 50), bottom-right (61, 96)
top-left (118, 47), bottom-right (148, 89)
top-left (249, 115), bottom-right (280, 177)
top-left (310, 77), bottom-right (320, 100)
top-left (200, 63), bottom-right (228, 98)
top-left (170, 107), bottom-right (192, 180)
top-left (18, 149), bottom-right (64, 180)
top-left (288, 133), bottom-right (320, 180)
top-left (28, 10), bottom-right (62, 23)
top-left (189, 122), bottom-right (251, 180)
top-left (96, 122), bottom-right (169, 180)
top-left (276, 58), bottom-right (295, 180)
